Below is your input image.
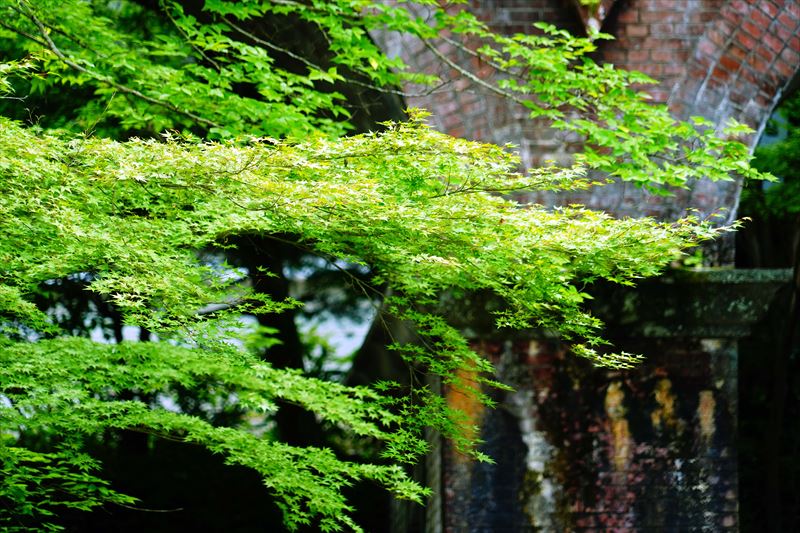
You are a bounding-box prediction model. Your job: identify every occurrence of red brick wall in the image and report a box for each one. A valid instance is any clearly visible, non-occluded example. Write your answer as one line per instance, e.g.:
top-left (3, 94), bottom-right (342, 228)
top-left (590, 0), bottom-right (800, 261)
top-left (671, 0), bottom-right (800, 128)
top-left (599, 0), bottom-right (725, 105)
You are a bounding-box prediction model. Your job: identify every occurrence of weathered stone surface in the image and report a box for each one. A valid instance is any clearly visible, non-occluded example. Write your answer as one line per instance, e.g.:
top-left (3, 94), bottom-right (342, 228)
top-left (435, 269), bottom-right (790, 532)
top-left (592, 268), bottom-right (791, 338)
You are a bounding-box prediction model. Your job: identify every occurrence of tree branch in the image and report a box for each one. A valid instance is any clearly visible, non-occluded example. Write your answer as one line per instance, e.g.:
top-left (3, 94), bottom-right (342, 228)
top-left (0, 20), bottom-right (47, 47)
top-left (160, 0), bottom-right (222, 72)
top-left (420, 37), bottom-right (528, 107)
top-left (220, 15), bottom-right (450, 99)
top-left (22, 5), bottom-right (222, 130)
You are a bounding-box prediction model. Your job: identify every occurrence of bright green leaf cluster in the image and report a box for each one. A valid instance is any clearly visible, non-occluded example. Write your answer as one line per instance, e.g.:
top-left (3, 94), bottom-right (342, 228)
top-left (0, 112), bottom-right (725, 528)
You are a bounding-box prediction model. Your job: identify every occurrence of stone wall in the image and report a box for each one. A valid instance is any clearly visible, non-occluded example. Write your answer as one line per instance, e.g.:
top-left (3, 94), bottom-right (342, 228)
top-left (440, 270), bottom-right (790, 532)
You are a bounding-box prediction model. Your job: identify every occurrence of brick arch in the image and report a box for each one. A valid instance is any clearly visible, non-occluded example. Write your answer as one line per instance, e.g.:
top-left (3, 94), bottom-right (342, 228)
top-left (668, 0), bottom-right (800, 134)
top-left (585, 0), bottom-right (800, 262)
top-left (373, 0), bottom-right (800, 261)
top-left (598, 0), bottom-right (800, 137)
top-left (670, 0), bottom-right (800, 253)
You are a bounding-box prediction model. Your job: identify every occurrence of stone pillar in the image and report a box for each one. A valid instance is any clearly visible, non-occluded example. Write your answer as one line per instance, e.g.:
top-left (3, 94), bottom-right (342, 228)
top-left (438, 269), bottom-right (790, 531)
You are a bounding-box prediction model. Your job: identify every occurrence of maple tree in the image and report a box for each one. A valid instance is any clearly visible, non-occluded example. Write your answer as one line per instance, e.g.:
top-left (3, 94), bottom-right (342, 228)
top-left (0, 1), bottom-right (766, 530)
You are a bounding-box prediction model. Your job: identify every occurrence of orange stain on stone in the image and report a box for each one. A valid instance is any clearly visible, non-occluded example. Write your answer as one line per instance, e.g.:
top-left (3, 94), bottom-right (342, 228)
top-left (698, 390), bottom-right (716, 443)
top-left (446, 367), bottom-right (484, 463)
top-left (651, 378), bottom-right (683, 434)
top-left (605, 382), bottom-right (632, 471)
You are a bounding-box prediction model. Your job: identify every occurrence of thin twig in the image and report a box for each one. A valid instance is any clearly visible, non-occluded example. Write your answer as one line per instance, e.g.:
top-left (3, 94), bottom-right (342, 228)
top-left (221, 15), bottom-right (449, 99)
top-left (420, 37), bottom-right (528, 106)
top-left (437, 34), bottom-right (514, 78)
top-left (160, 0), bottom-right (222, 72)
top-left (114, 503), bottom-right (185, 513)
top-left (0, 20), bottom-right (47, 47)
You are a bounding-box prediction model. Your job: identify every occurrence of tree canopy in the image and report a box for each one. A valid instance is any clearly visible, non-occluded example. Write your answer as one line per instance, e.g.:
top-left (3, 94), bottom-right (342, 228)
top-left (0, 0), bottom-right (768, 530)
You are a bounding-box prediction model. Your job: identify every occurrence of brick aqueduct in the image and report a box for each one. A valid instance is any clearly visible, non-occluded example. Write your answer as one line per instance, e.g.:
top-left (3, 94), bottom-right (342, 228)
top-left (375, 1), bottom-right (800, 532)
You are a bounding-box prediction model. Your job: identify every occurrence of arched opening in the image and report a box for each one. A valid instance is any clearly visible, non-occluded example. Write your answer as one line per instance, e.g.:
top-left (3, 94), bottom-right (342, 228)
top-left (736, 75), bottom-right (800, 532)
